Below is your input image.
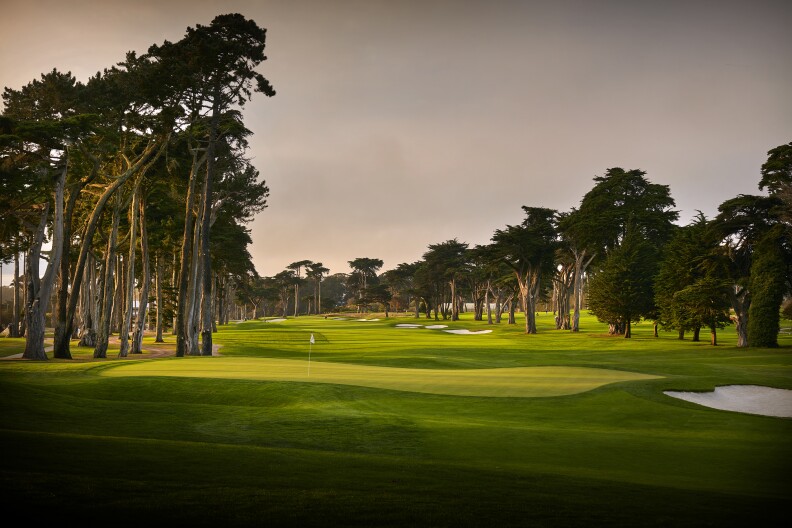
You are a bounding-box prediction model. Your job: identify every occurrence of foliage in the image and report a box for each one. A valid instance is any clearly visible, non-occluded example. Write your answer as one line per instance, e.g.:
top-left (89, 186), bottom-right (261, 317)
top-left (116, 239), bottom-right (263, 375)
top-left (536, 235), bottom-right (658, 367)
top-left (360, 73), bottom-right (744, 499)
top-left (747, 226), bottom-right (787, 347)
top-left (588, 223), bottom-right (657, 336)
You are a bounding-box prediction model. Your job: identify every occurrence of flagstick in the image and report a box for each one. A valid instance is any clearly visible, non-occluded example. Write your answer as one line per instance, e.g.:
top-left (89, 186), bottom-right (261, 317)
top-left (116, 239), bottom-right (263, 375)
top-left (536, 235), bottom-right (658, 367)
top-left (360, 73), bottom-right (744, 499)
top-left (308, 340), bottom-right (312, 377)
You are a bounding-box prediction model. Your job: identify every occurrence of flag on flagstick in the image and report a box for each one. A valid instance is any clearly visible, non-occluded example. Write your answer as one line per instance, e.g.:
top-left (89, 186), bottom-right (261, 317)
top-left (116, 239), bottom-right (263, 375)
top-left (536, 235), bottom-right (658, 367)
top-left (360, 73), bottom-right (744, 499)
top-left (308, 333), bottom-right (314, 376)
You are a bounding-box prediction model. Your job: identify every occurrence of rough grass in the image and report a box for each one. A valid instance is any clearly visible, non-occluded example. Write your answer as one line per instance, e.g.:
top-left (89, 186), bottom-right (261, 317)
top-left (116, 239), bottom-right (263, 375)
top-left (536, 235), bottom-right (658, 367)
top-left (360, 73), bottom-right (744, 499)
top-left (0, 312), bottom-right (790, 527)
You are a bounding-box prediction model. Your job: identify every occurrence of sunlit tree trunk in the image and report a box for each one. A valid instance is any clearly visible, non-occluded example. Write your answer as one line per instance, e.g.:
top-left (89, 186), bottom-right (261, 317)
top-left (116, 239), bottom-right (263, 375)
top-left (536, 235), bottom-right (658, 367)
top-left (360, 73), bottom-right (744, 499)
top-left (10, 250), bottom-right (20, 337)
top-left (22, 166), bottom-right (67, 359)
top-left (155, 252), bottom-right (164, 342)
top-left (175, 150), bottom-right (206, 357)
top-left (119, 187), bottom-right (139, 357)
top-left (23, 165), bottom-right (66, 360)
top-left (132, 193), bottom-right (150, 354)
top-left (94, 198), bottom-right (122, 359)
top-left (77, 256), bottom-right (97, 347)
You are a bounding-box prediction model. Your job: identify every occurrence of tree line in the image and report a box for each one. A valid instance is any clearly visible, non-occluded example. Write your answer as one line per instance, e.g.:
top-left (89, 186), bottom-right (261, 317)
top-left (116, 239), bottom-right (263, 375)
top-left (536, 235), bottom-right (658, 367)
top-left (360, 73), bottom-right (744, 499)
top-left (253, 148), bottom-right (791, 347)
top-left (1, 13), bottom-right (789, 356)
top-left (0, 14), bottom-right (274, 360)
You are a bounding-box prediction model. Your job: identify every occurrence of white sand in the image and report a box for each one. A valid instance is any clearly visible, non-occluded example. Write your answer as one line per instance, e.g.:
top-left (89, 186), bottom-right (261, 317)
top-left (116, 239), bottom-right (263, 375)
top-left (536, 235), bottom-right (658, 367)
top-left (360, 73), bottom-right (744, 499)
top-left (396, 324), bottom-right (423, 328)
top-left (265, 318), bottom-right (287, 323)
top-left (356, 318), bottom-right (380, 322)
top-left (443, 329), bottom-right (493, 335)
top-left (664, 385), bottom-right (792, 418)
top-left (425, 325), bottom-right (448, 329)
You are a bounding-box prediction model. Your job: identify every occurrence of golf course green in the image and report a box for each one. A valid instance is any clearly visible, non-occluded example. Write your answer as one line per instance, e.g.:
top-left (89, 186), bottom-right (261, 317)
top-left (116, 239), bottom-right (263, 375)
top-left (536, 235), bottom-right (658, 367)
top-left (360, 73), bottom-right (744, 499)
top-left (101, 358), bottom-right (660, 397)
top-left (1, 312), bottom-right (790, 527)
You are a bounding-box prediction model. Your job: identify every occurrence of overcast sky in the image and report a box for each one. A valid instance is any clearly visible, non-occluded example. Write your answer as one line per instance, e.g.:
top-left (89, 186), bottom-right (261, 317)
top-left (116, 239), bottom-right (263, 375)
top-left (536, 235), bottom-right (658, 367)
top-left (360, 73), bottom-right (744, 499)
top-left (2, 0), bottom-right (791, 278)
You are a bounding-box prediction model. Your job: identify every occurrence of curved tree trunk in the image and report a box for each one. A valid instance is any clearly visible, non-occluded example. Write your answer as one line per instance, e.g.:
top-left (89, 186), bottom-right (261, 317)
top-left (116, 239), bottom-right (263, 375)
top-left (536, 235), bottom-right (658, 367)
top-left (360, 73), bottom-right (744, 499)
top-left (119, 187), bottom-right (139, 357)
top-left (571, 251), bottom-right (595, 332)
top-left (132, 193), bottom-right (150, 354)
top-left (55, 139), bottom-right (164, 359)
top-left (23, 165), bottom-right (66, 360)
top-left (200, 103), bottom-right (220, 356)
top-left (175, 149), bottom-right (206, 357)
top-left (94, 199), bottom-right (122, 359)
top-left (729, 287), bottom-right (750, 347)
top-left (10, 250), bottom-right (20, 337)
top-left (155, 251), bottom-right (164, 342)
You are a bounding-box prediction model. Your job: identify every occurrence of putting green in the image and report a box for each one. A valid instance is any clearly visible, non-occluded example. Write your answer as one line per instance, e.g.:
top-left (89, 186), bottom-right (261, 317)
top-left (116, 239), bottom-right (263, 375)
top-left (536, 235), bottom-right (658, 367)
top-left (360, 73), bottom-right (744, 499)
top-left (101, 357), bottom-right (661, 397)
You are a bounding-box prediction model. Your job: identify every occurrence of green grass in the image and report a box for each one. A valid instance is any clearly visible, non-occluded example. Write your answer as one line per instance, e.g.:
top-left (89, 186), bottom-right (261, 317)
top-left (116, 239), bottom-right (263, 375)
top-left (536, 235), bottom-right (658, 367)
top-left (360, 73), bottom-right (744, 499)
top-left (1, 312), bottom-right (791, 527)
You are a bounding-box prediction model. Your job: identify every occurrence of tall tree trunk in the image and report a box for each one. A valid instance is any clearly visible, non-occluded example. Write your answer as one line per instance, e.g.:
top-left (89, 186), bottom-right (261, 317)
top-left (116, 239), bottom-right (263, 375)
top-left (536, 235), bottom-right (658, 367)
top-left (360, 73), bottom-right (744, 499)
top-left (132, 193), bottom-right (150, 354)
top-left (450, 278), bottom-right (459, 321)
top-left (112, 254), bottom-right (124, 334)
top-left (729, 287), bottom-right (750, 347)
top-left (485, 284), bottom-right (493, 324)
top-left (186, 207), bottom-right (203, 356)
top-left (624, 320), bottom-right (632, 338)
top-left (23, 164), bottom-right (66, 360)
top-left (210, 275), bottom-right (218, 334)
top-left (119, 187), bottom-right (139, 357)
top-left (571, 251), bottom-right (595, 332)
top-left (175, 149), bottom-right (206, 357)
top-left (171, 250), bottom-right (178, 335)
top-left (200, 103), bottom-right (220, 357)
top-left (19, 252), bottom-right (26, 337)
top-left (77, 255), bottom-right (96, 347)
top-left (53, 164), bottom-right (89, 359)
top-left (10, 250), bottom-right (20, 337)
top-left (155, 252), bottom-right (164, 342)
top-left (710, 324), bottom-right (718, 346)
top-left (56, 138), bottom-right (164, 359)
top-left (94, 199), bottom-right (122, 359)
top-left (518, 272), bottom-right (539, 334)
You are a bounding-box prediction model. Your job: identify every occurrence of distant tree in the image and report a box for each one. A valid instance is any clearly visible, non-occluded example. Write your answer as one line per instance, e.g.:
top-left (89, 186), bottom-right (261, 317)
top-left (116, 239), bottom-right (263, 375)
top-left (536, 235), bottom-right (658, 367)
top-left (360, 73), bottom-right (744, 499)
top-left (386, 262), bottom-right (420, 317)
top-left (557, 210), bottom-right (597, 332)
top-left (273, 270), bottom-right (297, 317)
top-left (320, 273), bottom-right (349, 311)
top-left (759, 141), bottom-right (792, 195)
top-left (588, 223), bottom-right (656, 338)
top-left (655, 214), bottom-right (731, 341)
top-left (422, 240), bottom-right (468, 321)
top-left (286, 260), bottom-right (312, 316)
top-left (491, 207), bottom-right (557, 334)
top-left (365, 283), bottom-right (393, 317)
top-left (713, 194), bottom-right (786, 346)
top-left (571, 168), bottom-right (678, 334)
top-left (306, 262), bottom-right (329, 314)
top-left (747, 225), bottom-right (786, 347)
top-left (348, 257), bottom-right (383, 312)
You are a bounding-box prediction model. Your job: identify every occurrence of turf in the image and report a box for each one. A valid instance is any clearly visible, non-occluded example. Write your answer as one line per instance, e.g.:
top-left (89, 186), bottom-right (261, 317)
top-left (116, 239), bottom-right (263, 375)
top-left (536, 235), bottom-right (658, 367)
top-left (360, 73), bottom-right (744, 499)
top-left (102, 358), bottom-right (660, 397)
top-left (0, 312), bottom-right (790, 527)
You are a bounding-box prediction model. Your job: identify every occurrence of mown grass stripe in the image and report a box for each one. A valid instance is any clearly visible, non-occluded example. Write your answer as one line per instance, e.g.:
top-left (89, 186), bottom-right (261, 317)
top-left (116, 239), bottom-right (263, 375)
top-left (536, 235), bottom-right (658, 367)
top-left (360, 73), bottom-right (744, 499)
top-left (101, 357), bottom-right (660, 397)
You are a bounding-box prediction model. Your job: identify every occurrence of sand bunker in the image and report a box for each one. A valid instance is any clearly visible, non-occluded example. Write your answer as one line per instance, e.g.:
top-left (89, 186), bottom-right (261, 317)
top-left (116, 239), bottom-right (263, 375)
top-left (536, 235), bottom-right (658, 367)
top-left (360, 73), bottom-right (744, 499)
top-left (444, 329), bottom-right (492, 335)
top-left (265, 318), bottom-right (287, 323)
top-left (396, 324), bottom-right (423, 328)
top-left (664, 385), bottom-right (792, 418)
top-left (425, 325), bottom-right (448, 329)
top-left (355, 318), bottom-right (380, 322)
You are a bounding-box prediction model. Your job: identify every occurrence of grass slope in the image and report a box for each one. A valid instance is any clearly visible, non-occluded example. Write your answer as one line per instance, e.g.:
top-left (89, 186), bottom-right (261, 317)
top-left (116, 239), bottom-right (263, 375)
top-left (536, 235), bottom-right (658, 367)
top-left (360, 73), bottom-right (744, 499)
top-left (0, 312), bottom-right (790, 527)
top-left (102, 358), bottom-right (660, 397)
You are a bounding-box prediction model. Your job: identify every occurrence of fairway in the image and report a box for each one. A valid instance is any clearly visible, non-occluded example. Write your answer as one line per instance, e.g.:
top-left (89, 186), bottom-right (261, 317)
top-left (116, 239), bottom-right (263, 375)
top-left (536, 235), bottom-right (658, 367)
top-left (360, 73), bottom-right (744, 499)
top-left (102, 357), bottom-right (660, 397)
top-left (2, 312), bottom-right (790, 527)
